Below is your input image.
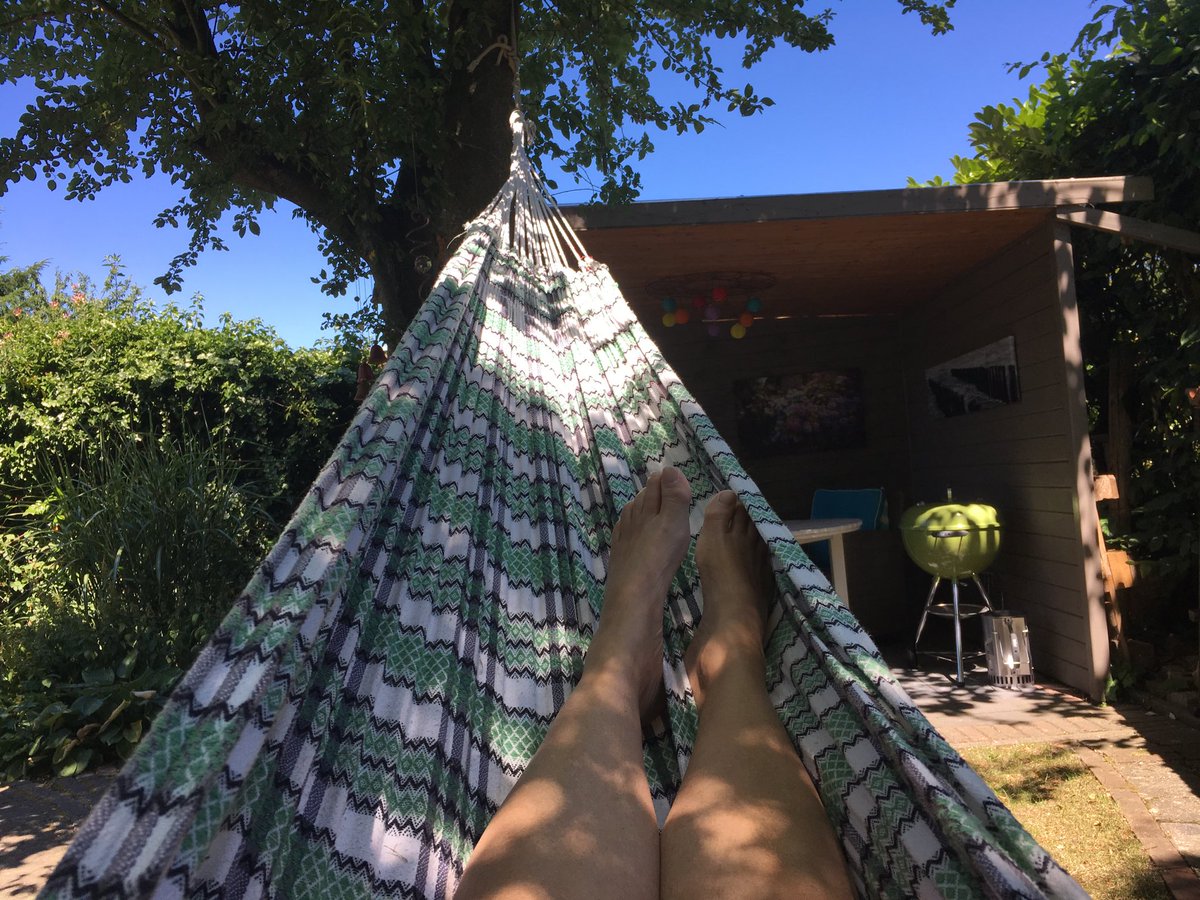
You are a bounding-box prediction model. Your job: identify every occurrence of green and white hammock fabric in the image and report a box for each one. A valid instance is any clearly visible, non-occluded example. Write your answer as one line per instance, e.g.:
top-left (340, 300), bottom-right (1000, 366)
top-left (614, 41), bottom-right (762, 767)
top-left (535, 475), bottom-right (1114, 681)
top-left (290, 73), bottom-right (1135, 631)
top-left (44, 119), bottom-right (1084, 900)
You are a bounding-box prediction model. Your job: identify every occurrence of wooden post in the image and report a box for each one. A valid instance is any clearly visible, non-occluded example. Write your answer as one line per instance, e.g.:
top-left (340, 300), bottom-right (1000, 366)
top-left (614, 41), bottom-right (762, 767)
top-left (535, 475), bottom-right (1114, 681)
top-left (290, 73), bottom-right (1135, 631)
top-left (1094, 473), bottom-right (1132, 667)
top-left (1108, 343), bottom-right (1134, 533)
top-left (1056, 221), bottom-right (1110, 702)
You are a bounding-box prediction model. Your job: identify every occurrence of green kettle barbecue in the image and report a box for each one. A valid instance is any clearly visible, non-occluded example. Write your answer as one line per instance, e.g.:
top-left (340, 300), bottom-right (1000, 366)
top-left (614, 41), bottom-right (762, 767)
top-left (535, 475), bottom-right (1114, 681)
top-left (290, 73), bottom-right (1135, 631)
top-left (903, 493), bottom-right (1001, 684)
top-left (900, 500), bottom-right (1001, 579)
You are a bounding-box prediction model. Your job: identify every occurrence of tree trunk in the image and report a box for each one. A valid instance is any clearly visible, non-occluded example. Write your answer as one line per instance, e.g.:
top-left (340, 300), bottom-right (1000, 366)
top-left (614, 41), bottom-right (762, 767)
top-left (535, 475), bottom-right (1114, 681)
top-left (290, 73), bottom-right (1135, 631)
top-left (372, 0), bottom-right (519, 346)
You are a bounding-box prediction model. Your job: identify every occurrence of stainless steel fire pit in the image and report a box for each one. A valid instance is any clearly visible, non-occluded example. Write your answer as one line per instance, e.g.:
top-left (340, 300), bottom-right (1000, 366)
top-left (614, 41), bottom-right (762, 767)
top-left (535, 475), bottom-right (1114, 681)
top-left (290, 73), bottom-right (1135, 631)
top-left (902, 495), bottom-right (1001, 684)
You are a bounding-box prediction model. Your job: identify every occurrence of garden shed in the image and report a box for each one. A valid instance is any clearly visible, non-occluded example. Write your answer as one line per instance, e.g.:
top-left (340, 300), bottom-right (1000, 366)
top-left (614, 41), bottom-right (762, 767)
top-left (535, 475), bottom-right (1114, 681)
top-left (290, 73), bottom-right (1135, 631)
top-left (565, 176), bottom-right (1161, 701)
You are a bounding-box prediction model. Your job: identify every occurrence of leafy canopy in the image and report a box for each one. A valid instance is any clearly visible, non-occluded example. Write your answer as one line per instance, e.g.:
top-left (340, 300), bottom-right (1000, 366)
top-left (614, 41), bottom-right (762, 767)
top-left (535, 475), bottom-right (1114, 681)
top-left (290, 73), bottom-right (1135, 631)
top-left (2, 0), bottom-right (954, 327)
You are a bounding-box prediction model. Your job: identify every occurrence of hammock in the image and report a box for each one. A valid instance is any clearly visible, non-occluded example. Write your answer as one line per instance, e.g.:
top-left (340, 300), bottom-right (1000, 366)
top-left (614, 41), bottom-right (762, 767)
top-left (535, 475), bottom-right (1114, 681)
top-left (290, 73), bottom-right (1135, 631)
top-left (42, 117), bottom-right (1084, 900)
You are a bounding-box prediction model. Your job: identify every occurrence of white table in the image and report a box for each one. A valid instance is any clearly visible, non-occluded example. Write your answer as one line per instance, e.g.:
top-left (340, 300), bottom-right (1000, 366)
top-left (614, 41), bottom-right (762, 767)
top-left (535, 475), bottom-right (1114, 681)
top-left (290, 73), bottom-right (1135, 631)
top-left (783, 518), bottom-right (863, 602)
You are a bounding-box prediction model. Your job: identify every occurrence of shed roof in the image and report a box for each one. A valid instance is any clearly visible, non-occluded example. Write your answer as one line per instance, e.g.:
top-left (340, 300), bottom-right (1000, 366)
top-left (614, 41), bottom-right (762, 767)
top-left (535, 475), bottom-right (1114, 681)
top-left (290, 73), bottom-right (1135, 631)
top-left (563, 176), bottom-right (1151, 318)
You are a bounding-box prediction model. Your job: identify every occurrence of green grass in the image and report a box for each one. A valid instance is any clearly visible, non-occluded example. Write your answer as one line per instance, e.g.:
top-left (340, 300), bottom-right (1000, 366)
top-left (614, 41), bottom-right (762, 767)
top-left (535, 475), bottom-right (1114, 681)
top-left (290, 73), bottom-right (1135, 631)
top-left (961, 743), bottom-right (1171, 900)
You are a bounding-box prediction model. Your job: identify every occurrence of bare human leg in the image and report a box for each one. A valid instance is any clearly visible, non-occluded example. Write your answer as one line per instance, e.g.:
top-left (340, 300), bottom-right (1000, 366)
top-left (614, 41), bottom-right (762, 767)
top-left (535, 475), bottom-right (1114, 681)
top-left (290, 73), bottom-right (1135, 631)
top-left (661, 491), bottom-right (853, 900)
top-left (454, 468), bottom-right (693, 900)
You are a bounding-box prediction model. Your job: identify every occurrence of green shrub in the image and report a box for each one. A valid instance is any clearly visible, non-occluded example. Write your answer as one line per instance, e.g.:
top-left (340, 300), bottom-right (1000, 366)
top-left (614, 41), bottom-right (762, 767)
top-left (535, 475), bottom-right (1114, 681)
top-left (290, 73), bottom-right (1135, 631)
top-left (0, 434), bottom-right (275, 778)
top-left (0, 256), bottom-right (363, 778)
top-left (0, 257), bottom-right (359, 522)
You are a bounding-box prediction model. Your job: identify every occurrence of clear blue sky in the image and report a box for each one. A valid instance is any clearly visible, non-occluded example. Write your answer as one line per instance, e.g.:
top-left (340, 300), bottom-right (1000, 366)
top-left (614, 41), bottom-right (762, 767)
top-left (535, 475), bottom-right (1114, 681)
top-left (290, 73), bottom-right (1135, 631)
top-left (0, 1), bottom-right (1098, 348)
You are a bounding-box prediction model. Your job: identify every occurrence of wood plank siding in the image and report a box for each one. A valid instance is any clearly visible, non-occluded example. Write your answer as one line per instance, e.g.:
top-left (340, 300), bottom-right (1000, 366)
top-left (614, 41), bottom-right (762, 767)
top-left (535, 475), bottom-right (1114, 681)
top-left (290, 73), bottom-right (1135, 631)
top-left (643, 302), bottom-right (920, 641)
top-left (903, 218), bottom-right (1105, 698)
top-left (647, 313), bottom-right (910, 523)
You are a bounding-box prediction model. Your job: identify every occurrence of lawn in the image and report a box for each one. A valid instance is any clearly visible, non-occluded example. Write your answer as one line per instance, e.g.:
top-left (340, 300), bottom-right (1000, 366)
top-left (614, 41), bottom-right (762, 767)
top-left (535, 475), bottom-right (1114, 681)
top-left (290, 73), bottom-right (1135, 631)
top-left (961, 743), bottom-right (1170, 900)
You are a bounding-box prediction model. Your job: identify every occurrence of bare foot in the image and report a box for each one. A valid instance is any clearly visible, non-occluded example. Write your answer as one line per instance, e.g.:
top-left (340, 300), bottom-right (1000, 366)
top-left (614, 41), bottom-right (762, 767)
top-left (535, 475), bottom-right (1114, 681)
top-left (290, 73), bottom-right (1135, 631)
top-left (585, 467), bottom-right (693, 722)
top-left (685, 491), bottom-right (776, 711)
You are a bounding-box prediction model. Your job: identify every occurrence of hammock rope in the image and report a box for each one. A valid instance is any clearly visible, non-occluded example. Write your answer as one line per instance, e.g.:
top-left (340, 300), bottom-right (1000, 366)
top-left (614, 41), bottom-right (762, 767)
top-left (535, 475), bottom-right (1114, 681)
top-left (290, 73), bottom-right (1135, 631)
top-left (42, 114), bottom-right (1085, 900)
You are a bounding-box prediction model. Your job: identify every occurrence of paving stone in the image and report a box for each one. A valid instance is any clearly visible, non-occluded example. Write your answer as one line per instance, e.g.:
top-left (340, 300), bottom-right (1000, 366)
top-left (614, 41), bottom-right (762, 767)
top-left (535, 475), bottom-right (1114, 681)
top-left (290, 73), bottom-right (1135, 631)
top-left (1159, 822), bottom-right (1200, 876)
top-left (0, 770), bottom-right (117, 898)
top-left (1109, 749), bottom-right (1200, 834)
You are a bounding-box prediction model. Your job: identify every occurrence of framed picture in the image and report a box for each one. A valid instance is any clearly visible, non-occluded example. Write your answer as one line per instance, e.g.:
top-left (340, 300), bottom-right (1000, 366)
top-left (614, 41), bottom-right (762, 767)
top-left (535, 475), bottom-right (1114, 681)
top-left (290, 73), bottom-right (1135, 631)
top-left (733, 369), bottom-right (866, 457)
top-left (926, 335), bottom-right (1021, 418)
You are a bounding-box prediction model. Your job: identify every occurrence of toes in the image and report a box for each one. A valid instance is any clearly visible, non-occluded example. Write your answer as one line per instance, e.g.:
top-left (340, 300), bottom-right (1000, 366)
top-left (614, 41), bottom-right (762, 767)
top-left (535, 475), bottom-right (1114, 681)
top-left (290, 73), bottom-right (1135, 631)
top-left (617, 470), bottom-right (657, 528)
top-left (732, 501), bottom-right (755, 536)
top-left (622, 468), bottom-right (692, 522)
top-left (658, 467), bottom-right (692, 514)
top-left (642, 469), bottom-right (664, 515)
top-left (703, 490), bottom-right (739, 532)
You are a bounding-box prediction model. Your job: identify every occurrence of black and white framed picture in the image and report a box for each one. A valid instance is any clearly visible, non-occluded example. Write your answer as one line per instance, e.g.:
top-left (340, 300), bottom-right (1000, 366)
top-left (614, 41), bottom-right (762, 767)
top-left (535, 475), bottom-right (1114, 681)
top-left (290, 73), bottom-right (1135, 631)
top-left (926, 335), bottom-right (1021, 418)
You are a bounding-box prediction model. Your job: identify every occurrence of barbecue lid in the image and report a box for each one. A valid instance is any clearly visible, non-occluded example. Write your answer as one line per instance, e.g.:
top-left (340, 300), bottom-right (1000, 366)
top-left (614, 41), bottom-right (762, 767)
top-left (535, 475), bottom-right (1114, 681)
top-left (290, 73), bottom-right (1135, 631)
top-left (900, 501), bottom-right (1001, 534)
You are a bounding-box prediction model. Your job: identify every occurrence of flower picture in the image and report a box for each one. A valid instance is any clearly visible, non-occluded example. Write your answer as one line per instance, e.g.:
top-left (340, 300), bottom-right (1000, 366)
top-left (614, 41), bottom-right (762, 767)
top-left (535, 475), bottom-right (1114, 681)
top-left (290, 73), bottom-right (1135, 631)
top-left (733, 369), bottom-right (866, 457)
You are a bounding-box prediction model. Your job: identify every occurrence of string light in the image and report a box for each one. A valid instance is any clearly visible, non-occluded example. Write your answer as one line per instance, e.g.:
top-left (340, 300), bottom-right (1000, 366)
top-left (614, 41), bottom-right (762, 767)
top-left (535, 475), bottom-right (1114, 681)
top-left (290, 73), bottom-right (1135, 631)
top-left (658, 286), bottom-right (766, 339)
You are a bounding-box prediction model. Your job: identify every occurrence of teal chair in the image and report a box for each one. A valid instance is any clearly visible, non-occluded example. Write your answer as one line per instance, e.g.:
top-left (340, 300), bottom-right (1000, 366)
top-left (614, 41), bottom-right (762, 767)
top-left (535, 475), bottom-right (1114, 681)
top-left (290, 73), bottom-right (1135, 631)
top-left (807, 488), bottom-right (887, 574)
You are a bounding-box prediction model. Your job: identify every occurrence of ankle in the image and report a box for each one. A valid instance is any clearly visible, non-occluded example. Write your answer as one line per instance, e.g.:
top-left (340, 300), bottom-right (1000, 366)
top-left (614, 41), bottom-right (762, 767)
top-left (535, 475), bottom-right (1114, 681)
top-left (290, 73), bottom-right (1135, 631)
top-left (688, 632), bottom-right (765, 712)
top-left (577, 660), bottom-right (642, 708)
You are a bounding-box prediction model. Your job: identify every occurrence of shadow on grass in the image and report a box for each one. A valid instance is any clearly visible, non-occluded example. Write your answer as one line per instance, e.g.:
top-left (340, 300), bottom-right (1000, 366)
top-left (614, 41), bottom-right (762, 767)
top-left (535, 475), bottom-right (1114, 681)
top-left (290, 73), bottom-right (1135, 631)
top-left (961, 743), bottom-right (1172, 900)
top-left (971, 746), bottom-right (1091, 804)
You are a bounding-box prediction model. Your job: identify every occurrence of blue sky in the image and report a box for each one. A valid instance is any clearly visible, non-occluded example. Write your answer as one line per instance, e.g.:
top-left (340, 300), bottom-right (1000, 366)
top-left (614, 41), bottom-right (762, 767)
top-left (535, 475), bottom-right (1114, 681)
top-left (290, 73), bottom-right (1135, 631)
top-left (0, 1), bottom-right (1098, 348)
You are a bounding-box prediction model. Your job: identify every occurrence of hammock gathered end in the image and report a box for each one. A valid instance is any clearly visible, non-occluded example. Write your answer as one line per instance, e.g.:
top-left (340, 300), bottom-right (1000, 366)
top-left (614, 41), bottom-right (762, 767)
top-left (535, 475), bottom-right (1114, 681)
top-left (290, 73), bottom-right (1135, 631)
top-left (41, 114), bottom-right (1085, 900)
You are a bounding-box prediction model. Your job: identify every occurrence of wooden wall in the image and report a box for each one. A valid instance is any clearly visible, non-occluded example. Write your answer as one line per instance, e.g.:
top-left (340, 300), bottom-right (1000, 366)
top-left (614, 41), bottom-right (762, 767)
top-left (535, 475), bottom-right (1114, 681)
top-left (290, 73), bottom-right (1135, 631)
top-left (644, 309), bottom-right (921, 639)
top-left (903, 218), bottom-right (1105, 698)
top-left (645, 313), bottom-right (912, 522)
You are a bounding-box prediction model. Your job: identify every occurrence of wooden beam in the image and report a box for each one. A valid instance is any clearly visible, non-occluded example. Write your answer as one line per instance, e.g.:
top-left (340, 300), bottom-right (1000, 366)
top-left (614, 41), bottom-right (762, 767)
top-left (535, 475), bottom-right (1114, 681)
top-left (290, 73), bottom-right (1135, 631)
top-left (1057, 207), bottom-right (1200, 255)
top-left (1055, 220), bottom-right (1111, 703)
top-left (564, 176), bottom-right (1154, 231)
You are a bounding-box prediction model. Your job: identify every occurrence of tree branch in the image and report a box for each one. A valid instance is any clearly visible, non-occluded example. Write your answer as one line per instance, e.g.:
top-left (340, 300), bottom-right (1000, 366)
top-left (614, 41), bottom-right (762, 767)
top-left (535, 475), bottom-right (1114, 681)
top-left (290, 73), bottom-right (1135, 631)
top-left (196, 136), bottom-right (364, 251)
top-left (0, 11), bottom-right (55, 29)
top-left (177, 0), bottom-right (219, 58)
top-left (76, 0), bottom-right (172, 54)
top-left (68, 0), bottom-right (218, 113)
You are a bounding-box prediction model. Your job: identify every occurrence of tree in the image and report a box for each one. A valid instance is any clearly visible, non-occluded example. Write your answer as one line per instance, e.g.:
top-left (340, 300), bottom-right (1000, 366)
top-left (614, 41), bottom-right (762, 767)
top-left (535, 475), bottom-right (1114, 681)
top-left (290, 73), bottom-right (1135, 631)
top-left (1, 0), bottom-right (954, 343)
top-left (921, 0), bottom-right (1200, 629)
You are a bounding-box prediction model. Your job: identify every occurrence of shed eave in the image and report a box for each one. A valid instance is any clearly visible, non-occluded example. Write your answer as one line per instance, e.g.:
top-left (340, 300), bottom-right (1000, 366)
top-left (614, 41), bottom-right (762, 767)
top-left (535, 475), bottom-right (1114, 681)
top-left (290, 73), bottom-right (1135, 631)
top-left (563, 175), bottom-right (1152, 232)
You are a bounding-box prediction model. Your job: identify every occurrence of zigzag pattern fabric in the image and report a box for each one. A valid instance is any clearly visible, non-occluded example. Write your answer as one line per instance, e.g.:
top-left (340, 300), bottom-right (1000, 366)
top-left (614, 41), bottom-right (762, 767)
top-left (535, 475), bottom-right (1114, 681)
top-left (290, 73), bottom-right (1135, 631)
top-left (42, 124), bottom-right (1085, 900)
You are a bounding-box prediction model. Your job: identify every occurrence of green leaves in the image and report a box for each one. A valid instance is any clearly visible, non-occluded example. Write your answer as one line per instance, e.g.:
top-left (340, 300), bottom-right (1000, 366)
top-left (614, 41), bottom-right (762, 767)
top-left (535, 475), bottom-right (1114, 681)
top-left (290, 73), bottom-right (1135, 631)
top-left (69, 695), bottom-right (105, 718)
top-left (1150, 44), bottom-right (1183, 66)
top-left (0, 665), bottom-right (182, 778)
top-left (3, 0), bottom-right (955, 334)
top-left (0, 256), bottom-right (360, 778)
top-left (81, 668), bottom-right (115, 687)
top-left (898, 0), bottom-right (957, 37)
